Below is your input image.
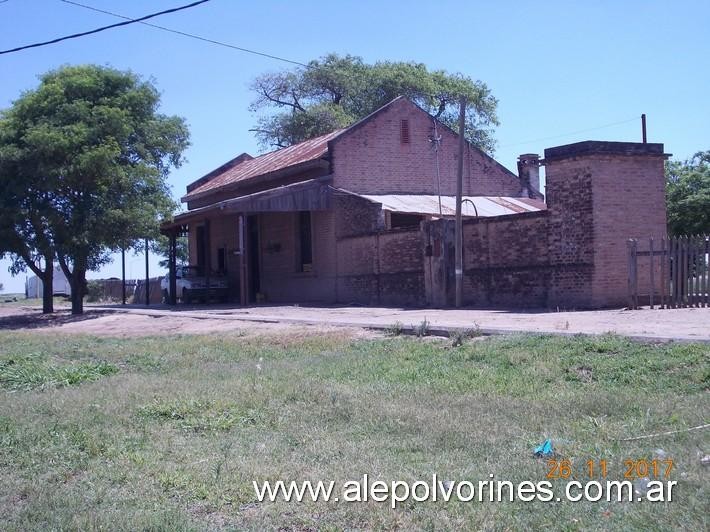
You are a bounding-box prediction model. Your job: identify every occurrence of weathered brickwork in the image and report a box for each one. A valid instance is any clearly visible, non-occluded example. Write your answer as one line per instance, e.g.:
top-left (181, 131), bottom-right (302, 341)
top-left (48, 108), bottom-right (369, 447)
top-left (332, 193), bottom-right (383, 238)
top-left (544, 160), bottom-right (595, 307)
top-left (462, 213), bottom-right (550, 307)
top-left (336, 228), bottom-right (425, 306)
top-left (544, 144), bottom-right (667, 308)
top-left (422, 142), bottom-right (667, 308)
top-left (330, 98), bottom-right (521, 197)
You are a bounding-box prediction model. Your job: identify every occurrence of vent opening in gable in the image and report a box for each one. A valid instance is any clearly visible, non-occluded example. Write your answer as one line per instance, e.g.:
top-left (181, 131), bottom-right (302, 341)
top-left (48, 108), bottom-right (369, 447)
top-left (400, 119), bottom-right (410, 144)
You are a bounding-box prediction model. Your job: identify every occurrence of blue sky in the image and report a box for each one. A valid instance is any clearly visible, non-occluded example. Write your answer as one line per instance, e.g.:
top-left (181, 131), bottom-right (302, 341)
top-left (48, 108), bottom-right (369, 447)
top-left (1, 0), bottom-right (708, 293)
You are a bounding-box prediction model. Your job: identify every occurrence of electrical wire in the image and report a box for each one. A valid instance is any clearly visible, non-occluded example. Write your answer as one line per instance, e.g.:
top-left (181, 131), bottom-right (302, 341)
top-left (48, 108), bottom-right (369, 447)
top-left (59, 0), bottom-right (308, 67)
top-left (500, 116), bottom-right (639, 148)
top-left (0, 0), bottom-right (212, 55)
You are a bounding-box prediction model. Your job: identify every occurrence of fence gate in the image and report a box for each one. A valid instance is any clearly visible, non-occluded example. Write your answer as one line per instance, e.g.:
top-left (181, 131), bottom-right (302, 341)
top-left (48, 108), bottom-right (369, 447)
top-left (627, 235), bottom-right (709, 309)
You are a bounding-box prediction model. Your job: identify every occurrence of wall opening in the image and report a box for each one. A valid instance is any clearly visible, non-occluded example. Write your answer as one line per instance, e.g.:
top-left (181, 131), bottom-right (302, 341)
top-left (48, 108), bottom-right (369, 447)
top-left (298, 211), bottom-right (313, 272)
top-left (400, 119), bottom-right (410, 144)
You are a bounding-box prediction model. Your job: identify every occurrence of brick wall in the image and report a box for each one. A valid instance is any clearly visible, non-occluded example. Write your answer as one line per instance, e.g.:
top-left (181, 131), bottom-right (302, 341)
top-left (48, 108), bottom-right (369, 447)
top-left (588, 155), bottom-right (667, 306)
top-left (330, 98), bottom-right (521, 197)
top-left (544, 160), bottom-right (595, 308)
top-left (336, 228), bottom-right (425, 306)
top-left (462, 212), bottom-right (550, 307)
top-left (544, 142), bottom-right (667, 308)
top-left (258, 210), bottom-right (337, 303)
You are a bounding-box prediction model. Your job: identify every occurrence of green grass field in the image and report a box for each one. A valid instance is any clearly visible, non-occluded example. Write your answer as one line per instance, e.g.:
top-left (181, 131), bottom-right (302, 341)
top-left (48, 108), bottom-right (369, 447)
top-left (0, 330), bottom-right (707, 530)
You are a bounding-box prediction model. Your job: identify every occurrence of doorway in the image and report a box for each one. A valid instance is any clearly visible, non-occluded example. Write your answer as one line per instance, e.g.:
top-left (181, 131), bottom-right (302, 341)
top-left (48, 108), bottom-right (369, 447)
top-left (247, 215), bottom-right (260, 302)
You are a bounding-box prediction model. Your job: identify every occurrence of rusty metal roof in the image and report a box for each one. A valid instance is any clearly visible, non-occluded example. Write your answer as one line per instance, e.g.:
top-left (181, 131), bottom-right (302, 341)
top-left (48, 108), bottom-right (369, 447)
top-left (183, 129), bottom-right (344, 200)
top-left (355, 193), bottom-right (546, 217)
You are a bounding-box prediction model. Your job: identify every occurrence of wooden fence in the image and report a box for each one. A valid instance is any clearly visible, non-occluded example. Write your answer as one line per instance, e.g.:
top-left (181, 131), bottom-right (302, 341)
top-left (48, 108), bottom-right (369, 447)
top-left (627, 235), bottom-right (709, 309)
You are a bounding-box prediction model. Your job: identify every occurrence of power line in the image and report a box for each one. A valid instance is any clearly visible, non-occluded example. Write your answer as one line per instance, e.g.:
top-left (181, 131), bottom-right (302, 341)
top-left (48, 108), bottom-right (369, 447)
top-left (59, 0), bottom-right (308, 67)
top-left (0, 0), bottom-right (212, 55)
top-left (500, 116), bottom-right (639, 148)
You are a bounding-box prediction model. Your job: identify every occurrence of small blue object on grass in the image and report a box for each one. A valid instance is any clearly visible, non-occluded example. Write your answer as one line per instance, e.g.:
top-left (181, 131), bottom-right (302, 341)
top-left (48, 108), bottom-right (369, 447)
top-left (534, 439), bottom-right (554, 457)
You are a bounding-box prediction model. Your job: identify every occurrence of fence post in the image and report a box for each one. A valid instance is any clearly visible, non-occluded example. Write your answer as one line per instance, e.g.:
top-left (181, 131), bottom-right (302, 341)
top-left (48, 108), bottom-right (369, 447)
top-left (673, 236), bottom-right (679, 308)
top-left (660, 238), bottom-right (666, 309)
top-left (690, 235), bottom-right (697, 307)
top-left (704, 235), bottom-right (709, 307)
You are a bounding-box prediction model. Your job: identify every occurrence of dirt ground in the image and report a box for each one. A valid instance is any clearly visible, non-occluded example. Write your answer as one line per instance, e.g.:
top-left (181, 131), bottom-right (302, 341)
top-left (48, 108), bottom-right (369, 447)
top-left (0, 306), bottom-right (376, 339)
top-left (1, 301), bottom-right (708, 341)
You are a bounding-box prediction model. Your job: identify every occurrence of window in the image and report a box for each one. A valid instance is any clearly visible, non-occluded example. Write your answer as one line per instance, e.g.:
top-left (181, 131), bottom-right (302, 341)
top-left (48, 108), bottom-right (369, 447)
top-left (217, 247), bottom-right (226, 273)
top-left (298, 211), bottom-right (313, 272)
top-left (390, 212), bottom-right (423, 229)
top-left (400, 119), bottom-right (410, 144)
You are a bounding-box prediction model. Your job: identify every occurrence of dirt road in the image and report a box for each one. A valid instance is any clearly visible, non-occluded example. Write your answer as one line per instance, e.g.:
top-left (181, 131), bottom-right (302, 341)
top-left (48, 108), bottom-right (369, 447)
top-left (1, 302), bottom-right (708, 342)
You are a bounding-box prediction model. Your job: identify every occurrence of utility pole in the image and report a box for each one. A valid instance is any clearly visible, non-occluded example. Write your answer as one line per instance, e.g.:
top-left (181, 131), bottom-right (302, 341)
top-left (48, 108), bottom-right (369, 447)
top-left (455, 96), bottom-right (466, 307)
top-left (144, 238), bottom-right (150, 306)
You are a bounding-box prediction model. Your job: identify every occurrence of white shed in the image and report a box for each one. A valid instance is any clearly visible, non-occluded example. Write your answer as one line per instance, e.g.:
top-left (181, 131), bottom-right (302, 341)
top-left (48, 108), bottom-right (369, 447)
top-left (25, 265), bottom-right (71, 298)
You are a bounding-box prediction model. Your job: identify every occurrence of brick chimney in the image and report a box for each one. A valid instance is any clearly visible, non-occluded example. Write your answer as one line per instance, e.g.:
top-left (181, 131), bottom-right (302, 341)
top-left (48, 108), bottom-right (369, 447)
top-left (517, 153), bottom-right (541, 198)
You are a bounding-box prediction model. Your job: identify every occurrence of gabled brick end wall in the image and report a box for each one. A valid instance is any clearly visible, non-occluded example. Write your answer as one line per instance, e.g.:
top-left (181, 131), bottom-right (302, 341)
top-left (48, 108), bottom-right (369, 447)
top-left (330, 98), bottom-right (521, 197)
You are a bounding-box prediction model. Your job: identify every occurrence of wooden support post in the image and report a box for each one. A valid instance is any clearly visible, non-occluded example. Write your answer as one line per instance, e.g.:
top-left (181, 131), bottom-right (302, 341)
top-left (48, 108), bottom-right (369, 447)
top-left (144, 238), bottom-right (150, 306)
top-left (169, 231), bottom-right (177, 305)
top-left (690, 235), bottom-right (696, 307)
top-left (672, 237), bottom-right (679, 308)
top-left (204, 219), bottom-right (211, 303)
top-left (239, 214), bottom-right (247, 306)
top-left (681, 236), bottom-right (688, 307)
top-left (649, 237), bottom-right (654, 309)
top-left (705, 235), bottom-right (709, 307)
top-left (121, 246), bottom-right (126, 305)
top-left (627, 239), bottom-right (637, 309)
top-left (704, 235), bottom-right (709, 307)
top-left (660, 238), bottom-right (666, 308)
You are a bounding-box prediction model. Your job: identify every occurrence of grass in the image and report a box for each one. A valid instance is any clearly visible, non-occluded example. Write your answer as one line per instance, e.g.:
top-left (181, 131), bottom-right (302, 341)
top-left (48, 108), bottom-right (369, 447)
top-left (0, 355), bottom-right (117, 391)
top-left (0, 295), bottom-right (68, 307)
top-left (0, 330), bottom-right (707, 530)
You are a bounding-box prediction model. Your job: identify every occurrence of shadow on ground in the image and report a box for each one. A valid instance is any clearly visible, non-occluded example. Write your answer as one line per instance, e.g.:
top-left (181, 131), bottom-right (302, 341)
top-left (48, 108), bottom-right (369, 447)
top-left (0, 310), bottom-right (108, 330)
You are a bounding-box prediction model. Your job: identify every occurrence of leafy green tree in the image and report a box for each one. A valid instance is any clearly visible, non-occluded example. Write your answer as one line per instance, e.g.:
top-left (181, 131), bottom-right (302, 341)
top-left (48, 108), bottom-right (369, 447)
top-left (250, 54), bottom-right (499, 152)
top-left (666, 151), bottom-right (710, 236)
top-left (0, 65), bottom-right (189, 314)
top-left (153, 234), bottom-right (189, 269)
top-left (0, 127), bottom-right (58, 312)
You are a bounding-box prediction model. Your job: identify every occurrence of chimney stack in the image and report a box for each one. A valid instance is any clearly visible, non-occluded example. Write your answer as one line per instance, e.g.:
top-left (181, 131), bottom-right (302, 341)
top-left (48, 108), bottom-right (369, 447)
top-left (517, 153), bottom-right (541, 198)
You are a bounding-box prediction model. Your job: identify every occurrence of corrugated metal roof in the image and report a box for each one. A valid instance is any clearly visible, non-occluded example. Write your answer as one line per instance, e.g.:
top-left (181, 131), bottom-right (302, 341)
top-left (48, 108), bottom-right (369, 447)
top-left (355, 193), bottom-right (546, 217)
top-left (184, 129), bottom-right (344, 200)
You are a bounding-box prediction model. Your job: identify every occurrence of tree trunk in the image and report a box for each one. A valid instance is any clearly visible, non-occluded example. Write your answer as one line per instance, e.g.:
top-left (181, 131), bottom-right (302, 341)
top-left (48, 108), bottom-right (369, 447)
top-left (70, 269), bottom-right (86, 315)
top-left (41, 269), bottom-right (53, 314)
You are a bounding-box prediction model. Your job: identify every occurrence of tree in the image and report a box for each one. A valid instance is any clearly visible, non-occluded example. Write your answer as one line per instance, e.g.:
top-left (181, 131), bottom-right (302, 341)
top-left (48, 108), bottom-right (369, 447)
top-left (153, 234), bottom-right (189, 269)
top-left (0, 65), bottom-right (189, 314)
top-left (250, 54), bottom-right (499, 153)
top-left (0, 126), bottom-right (58, 313)
top-left (666, 151), bottom-right (710, 236)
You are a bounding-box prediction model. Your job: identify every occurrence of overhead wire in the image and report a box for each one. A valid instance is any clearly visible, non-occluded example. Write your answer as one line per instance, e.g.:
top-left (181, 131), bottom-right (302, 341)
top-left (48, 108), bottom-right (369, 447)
top-left (58, 0), bottom-right (308, 67)
top-left (0, 0), bottom-right (212, 55)
top-left (500, 116), bottom-right (639, 148)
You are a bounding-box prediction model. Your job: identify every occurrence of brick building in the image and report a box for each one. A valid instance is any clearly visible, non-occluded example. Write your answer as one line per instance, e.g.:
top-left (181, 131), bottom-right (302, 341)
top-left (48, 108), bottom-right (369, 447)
top-left (161, 97), bottom-right (668, 308)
